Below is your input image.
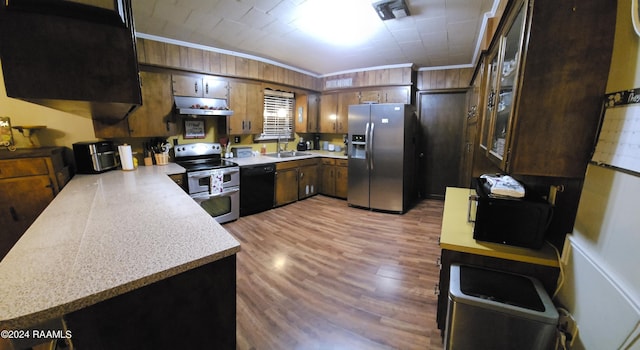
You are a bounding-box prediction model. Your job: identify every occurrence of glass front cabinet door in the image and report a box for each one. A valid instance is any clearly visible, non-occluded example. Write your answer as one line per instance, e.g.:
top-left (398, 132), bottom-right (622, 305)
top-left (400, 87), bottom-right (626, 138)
top-left (479, 0), bottom-right (528, 169)
top-left (480, 45), bottom-right (500, 153)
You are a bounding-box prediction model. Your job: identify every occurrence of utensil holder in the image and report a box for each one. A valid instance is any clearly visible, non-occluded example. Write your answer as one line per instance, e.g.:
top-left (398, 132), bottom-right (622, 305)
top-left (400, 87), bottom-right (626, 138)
top-left (155, 153), bottom-right (168, 165)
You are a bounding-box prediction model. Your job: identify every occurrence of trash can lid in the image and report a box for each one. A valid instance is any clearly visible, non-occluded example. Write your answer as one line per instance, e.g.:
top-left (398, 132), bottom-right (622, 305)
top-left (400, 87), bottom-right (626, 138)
top-left (449, 264), bottom-right (559, 324)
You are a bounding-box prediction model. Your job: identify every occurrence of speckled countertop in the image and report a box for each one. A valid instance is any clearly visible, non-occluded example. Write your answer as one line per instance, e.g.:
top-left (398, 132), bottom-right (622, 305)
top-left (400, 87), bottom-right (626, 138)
top-left (0, 163), bottom-right (240, 329)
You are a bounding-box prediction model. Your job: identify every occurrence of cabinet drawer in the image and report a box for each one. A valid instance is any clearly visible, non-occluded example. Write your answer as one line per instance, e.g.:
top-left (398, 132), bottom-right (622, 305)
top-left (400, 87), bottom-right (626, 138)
top-left (321, 158), bottom-right (335, 165)
top-left (298, 158), bottom-right (319, 167)
top-left (276, 158), bottom-right (319, 171)
top-left (0, 158), bottom-right (49, 179)
top-left (276, 160), bottom-right (300, 171)
top-left (335, 159), bottom-right (348, 167)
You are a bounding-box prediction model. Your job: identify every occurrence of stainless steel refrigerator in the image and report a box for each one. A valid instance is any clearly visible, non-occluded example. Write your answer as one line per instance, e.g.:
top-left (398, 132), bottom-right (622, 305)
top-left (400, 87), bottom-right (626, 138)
top-left (347, 103), bottom-right (417, 213)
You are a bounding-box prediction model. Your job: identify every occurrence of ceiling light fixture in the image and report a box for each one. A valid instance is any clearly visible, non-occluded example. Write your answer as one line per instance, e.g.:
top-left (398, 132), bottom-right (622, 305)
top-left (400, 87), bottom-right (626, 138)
top-left (295, 0), bottom-right (381, 46)
top-left (372, 0), bottom-right (411, 21)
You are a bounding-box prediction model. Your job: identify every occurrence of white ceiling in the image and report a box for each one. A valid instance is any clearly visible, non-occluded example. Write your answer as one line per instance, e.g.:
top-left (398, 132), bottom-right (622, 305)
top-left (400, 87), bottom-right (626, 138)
top-left (132, 0), bottom-right (498, 77)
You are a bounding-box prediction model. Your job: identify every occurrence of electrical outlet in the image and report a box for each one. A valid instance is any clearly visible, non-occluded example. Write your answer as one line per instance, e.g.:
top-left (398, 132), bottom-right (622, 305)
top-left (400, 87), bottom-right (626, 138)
top-left (234, 136), bottom-right (240, 143)
top-left (557, 308), bottom-right (578, 346)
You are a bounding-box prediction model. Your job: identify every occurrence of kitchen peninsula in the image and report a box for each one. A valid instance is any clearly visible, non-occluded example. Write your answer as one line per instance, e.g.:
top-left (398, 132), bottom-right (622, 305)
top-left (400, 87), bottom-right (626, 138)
top-left (0, 163), bottom-right (240, 349)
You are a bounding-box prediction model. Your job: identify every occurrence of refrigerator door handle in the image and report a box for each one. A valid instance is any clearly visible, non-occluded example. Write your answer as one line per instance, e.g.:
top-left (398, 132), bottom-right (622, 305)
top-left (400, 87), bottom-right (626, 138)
top-left (365, 122), bottom-right (370, 170)
top-left (369, 122), bottom-right (375, 171)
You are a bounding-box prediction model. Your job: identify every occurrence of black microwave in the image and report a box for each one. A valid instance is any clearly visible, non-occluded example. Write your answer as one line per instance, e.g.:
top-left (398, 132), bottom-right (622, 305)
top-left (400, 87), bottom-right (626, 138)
top-left (73, 141), bottom-right (119, 174)
top-left (469, 178), bottom-right (553, 250)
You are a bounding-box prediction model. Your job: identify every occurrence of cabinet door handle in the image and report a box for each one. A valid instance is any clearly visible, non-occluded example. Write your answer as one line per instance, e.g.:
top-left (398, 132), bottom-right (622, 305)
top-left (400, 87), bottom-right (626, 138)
top-left (9, 206), bottom-right (18, 221)
top-left (194, 81), bottom-right (199, 94)
top-left (248, 121), bottom-right (251, 130)
top-left (205, 82), bottom-right (209, 95)
top-left (242, 121), bottom-right (245, 130)
top-left (434, 283), bottom-right (440, 296)
top-left (436, 257), bottom-right (441, 268)
top-left (487, 90), bottom-right (495, 110)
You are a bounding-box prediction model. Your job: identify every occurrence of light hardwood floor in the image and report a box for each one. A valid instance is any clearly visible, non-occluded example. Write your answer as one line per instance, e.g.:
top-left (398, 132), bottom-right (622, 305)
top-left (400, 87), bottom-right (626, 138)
top-left (225, 195), bottom-right (445, 350)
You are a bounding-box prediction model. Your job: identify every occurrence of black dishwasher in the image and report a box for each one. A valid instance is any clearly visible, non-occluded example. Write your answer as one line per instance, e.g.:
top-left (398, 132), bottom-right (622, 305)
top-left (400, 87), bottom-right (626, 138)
top-left (240, 163), bottom-right (276, 216)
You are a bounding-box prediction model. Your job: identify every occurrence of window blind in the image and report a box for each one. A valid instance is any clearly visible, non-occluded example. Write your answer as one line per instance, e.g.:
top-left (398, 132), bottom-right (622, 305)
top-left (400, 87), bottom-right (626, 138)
top-left (259, 89), bottom-right (294, 140)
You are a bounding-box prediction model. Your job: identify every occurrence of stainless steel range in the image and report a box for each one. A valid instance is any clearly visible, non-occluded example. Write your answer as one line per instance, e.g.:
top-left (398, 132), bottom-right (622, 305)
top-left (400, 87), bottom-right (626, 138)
top-left (174, 142), bottom-right (239, 224)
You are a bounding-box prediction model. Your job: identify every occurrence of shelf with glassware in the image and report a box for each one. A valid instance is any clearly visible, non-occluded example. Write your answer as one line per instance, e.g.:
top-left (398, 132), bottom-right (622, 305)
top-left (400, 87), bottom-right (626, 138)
top-left (475, 0), bottom-right (616, 178)
top-left (478, 0), bottom-right (525, 170)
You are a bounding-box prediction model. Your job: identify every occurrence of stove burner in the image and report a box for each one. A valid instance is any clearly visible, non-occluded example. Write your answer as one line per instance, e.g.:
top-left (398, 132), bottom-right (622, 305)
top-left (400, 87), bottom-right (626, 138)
top-left (177, 159), bottom-right (238, 172)
top-left (173, 142), bottom-right (237, 171)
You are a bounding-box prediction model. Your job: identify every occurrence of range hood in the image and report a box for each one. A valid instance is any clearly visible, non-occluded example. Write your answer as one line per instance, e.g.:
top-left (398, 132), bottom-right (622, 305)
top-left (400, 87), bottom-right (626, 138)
top-left (0, 0), bottom-right (142, 122)
top-left (174, 96), bottom-right (233, 116)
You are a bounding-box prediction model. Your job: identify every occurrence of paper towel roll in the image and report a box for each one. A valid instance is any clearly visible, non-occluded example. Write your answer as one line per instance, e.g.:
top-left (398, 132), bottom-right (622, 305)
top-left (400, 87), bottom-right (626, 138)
top-left (118, 144), bottom-right (135, 171)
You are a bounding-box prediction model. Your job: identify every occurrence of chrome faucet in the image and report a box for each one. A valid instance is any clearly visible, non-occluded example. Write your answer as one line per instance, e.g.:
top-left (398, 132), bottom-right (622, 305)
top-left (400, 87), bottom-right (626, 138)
top-left (276, 132), bottom-right (289, 156)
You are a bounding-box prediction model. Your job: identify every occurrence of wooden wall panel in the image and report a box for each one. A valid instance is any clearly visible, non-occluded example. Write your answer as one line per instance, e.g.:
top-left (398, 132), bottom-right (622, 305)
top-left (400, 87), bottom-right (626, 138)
top-left (248, 59), bottom-right (261, 80)
top-left (320, 67), bottom-right (415, 90)
top-left (444, 70), bottom-right (459, 88)
top-left (137, 39), bottom-right (425, 92)
top-left (179, 47), bottom-right (204, 72)
top-left (205, 51), bottom-right (222, 75)
top-left (417, 68), bottom-right (474, 90)
top-left (375, 69), bottom-right (390, 85)
top-left (141, 39), bottom-right (167, 66)
top-left (235, 57), bottom-right (249, 78)
top-left (136, 40), bottom-right (146, 63)
top-left (459, 69), bottom-right (473, 88)
top-left (136, 38), bottom-right (320, 91)
top-left (138, 38), bottom-right (478, 93)
top-left (165, 44), bottom-right (180, 68)
top-left (262, 62), bottom-right (274, 82)
top-left (225, 55), bottom-right (236, 76)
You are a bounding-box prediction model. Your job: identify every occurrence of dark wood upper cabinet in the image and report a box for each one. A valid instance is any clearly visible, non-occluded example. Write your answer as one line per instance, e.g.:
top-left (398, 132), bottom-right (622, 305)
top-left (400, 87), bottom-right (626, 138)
top-left (476, 0), bottom-right (616, 178)
top-left (0, 0), bottom-right (141, 122)
top-left (93, 70), bottom-right (176, 138)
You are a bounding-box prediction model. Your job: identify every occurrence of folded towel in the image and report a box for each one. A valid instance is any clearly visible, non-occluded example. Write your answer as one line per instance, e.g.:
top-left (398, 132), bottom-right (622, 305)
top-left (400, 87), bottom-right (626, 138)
top-left (480, 174), bottom-right (525, 198)
top-left (210, 170), bottom-right (224, 194)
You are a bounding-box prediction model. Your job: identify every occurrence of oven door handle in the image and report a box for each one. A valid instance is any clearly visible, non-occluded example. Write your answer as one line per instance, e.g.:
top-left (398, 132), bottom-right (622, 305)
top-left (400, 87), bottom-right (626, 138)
top-left (206, 187), bottom-right (239, 198)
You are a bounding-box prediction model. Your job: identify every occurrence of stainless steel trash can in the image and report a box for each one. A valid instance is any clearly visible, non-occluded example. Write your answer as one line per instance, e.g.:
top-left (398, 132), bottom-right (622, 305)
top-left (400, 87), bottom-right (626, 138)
top-left (444, 264), bottom-right (558, 350)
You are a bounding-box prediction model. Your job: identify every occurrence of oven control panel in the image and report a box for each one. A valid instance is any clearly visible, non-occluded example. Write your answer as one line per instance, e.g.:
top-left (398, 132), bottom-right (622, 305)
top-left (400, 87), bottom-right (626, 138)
top-left (174, 143), bottom-right (222, 157)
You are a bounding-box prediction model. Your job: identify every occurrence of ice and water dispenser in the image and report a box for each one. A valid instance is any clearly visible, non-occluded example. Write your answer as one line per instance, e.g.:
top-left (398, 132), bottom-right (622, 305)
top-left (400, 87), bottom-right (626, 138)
top-left (351, 134), bottom-right (366, 159)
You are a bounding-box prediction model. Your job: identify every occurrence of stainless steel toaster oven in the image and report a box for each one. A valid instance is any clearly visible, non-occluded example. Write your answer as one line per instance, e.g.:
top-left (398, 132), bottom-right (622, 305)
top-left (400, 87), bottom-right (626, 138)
top-left (72, 141), bottom-right (120, 174)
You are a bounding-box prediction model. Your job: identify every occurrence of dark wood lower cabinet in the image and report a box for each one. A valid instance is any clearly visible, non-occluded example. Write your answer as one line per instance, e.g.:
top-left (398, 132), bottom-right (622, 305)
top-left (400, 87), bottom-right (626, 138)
top-left (0, 147), bottom-right (71, 260)
top-left (319, 158), bottom-right (348, 199)
top-left (275, 159), bottom-right (320, 206)
top-left (64, 255), bottom-right (236, 350)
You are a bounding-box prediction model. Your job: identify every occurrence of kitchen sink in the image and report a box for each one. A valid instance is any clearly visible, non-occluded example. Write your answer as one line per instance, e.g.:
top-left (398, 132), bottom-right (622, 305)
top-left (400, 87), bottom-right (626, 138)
top-left (265, 151), bottom-right (311, 158)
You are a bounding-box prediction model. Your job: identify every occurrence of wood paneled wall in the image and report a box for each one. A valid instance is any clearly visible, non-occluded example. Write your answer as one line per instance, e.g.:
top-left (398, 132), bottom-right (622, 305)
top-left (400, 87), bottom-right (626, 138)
top-left (137, 38), bottom-right (422, 92)
top-left (136, 38), bottom-right (322, 91)
top-left (320, 67), bottom-right (415, 89)
top-left (417, 68), bottom-right (474, 90)
top-left (137, 38), bottom-right (479, 93)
